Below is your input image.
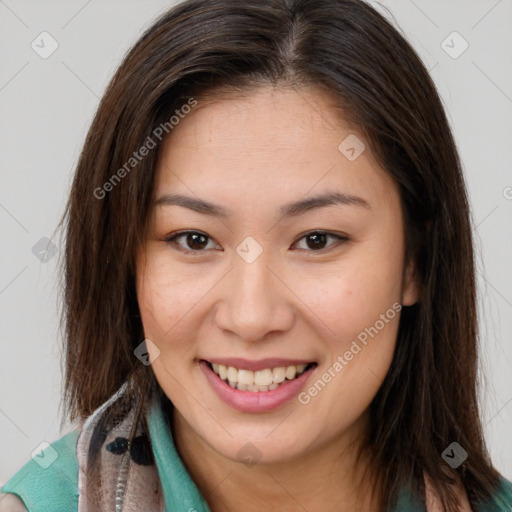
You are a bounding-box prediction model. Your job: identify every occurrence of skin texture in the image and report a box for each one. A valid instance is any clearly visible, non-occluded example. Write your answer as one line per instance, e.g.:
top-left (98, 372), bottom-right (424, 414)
top-left (136, 85), bottom-right (420, 511)
top-left (0, 494), bottom-right (28, 512)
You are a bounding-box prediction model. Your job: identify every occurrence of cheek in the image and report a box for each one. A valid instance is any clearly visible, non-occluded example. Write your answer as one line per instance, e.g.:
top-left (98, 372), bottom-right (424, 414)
top-left (293, 252), bottom-right (403, 345)
top-left (297, 267), bottom-right (402, 430)
top-left (136, 251), bottom-right (212, 337)
top-left (292, 246), bottom-right (404, 414)
top-left (136, 262), bottom-right (198, 398)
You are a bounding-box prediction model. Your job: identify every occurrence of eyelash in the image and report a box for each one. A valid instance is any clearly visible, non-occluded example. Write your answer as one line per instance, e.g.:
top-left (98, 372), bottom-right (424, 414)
top-left (163, 230), bottom-right (349, 255)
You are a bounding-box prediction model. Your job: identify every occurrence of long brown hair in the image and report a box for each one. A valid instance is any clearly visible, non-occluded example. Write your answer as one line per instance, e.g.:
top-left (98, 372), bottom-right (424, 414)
top-left (57, 0), bottom-right (503, 510)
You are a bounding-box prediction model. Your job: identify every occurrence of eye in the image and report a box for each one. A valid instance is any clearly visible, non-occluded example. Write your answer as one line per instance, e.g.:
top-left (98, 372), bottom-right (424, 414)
top-left (164, 230), bottom-right (349, 254)
top-left (292, 231), bottom-right (349, 252)
top-left (165, 231), bottom-right (221, 253)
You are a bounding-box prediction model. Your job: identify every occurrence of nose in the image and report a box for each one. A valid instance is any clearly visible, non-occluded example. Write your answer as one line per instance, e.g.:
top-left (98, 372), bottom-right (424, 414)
top-left (213, 251), bottom-right (295, 343)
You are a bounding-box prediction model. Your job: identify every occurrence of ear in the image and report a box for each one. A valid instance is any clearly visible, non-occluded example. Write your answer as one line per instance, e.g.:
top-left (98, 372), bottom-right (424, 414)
top-left (401, 257), bottom-right (420, 306)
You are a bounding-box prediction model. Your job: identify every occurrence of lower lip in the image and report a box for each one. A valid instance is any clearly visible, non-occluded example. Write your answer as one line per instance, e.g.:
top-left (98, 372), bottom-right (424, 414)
top-left (199, 360), bottom-right (316, 413)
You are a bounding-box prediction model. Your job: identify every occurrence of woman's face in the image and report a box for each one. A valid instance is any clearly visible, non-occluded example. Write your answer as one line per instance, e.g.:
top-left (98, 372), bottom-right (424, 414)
top-left (136, 85), bottom-right (418, 465)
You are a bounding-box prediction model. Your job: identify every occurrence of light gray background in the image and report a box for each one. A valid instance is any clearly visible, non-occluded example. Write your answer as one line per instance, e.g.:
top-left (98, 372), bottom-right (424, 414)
top-left (1, 0), bottom-right (511, 488)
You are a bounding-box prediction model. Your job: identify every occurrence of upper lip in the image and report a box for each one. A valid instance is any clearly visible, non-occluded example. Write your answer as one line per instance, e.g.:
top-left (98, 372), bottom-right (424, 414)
top-left (201, 357), bottom-right (316, 372)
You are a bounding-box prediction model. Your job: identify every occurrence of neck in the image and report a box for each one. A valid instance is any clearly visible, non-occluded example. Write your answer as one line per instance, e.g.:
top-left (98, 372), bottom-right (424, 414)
top-left (171, 408), bottom-right (381, 512)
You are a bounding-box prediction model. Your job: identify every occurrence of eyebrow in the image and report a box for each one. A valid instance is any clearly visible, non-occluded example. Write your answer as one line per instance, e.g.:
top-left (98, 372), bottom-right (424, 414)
top-left (154, 191), bottom-right (370, 217)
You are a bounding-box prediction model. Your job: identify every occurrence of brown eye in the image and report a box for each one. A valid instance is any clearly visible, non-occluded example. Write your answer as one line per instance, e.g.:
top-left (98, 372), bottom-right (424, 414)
top-left (293, 231), bottom-right (349, 252)
top-left (164, 230), bottom-right (348, 254)
top-left (165, 231), bottom-right (219, 252)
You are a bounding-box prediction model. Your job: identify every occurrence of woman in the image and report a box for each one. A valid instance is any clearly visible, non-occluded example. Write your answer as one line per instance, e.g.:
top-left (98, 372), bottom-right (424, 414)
top-left (2, 0), bottom-right (511, 510)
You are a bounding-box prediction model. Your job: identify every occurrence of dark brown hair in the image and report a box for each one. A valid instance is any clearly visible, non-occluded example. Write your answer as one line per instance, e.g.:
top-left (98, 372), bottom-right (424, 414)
top-left (57, 0), bottom-right (503, 510)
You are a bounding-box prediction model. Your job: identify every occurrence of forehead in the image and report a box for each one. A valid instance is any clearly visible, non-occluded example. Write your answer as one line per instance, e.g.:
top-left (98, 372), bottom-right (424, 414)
top-left (162, 84), bottom-right (349, 152)
top-left (153, 85), bottom-right (398, 214)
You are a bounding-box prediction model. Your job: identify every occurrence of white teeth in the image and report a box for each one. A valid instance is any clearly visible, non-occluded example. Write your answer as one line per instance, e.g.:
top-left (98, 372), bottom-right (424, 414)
top-left (238, 369), bottom-right (254, 386)
top-left (285, 366), bottom-right (296, 380)
top-left (227, 366), bottom-right (238, 382)
top-left (254, 369), bottom-right (273, 386)
top-left (272, 367), bottom-right (286, 384)
top-left (208, 362), bottom-right (312, 392)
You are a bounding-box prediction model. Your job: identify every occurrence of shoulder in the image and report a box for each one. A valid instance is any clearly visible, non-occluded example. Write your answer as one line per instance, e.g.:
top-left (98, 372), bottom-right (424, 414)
top-left (0, 429), bottom-right (80, 512)
top-left (424, 472), bottom-right (512, 512)
top-left (0, 494), bottom-right (27, 512)
top-left (481, 476), bottom-right (512, 511)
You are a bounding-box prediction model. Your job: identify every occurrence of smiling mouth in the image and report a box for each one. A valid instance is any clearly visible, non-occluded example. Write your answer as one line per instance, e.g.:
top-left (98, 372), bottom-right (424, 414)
top-left (203, 361), bottom-right (318, 392)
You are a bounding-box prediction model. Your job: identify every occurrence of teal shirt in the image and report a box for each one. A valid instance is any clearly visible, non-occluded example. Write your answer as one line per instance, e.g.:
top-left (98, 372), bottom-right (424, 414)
top-left (3, 400), bottom-right (512, 511)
